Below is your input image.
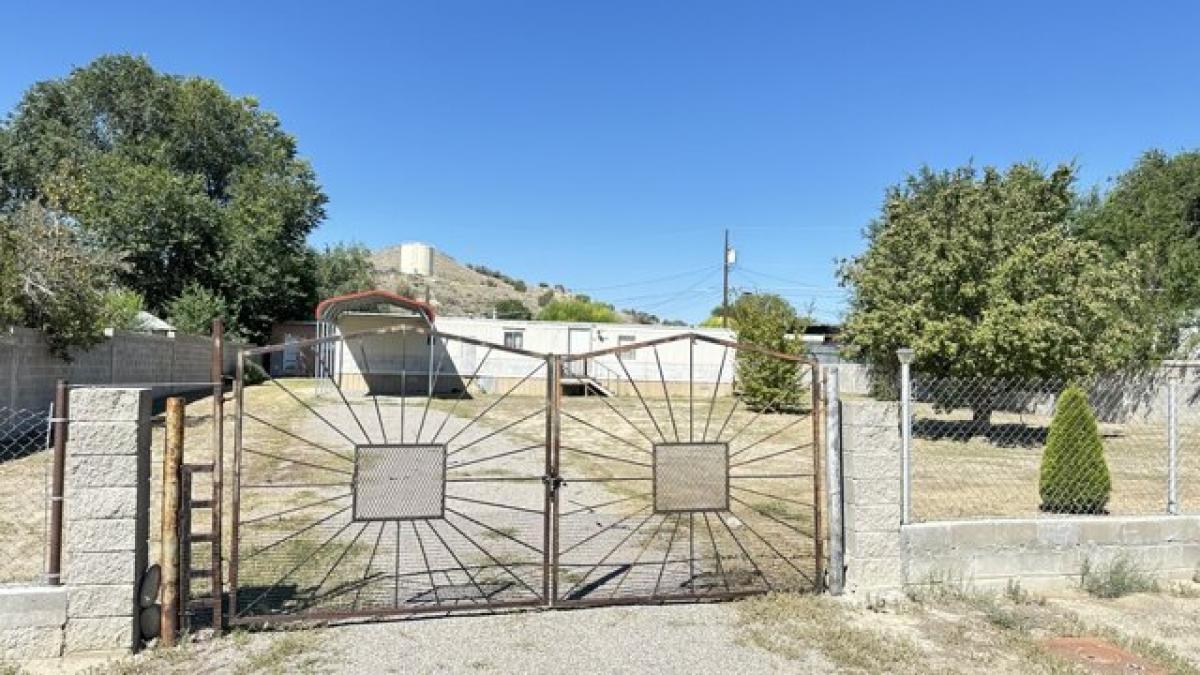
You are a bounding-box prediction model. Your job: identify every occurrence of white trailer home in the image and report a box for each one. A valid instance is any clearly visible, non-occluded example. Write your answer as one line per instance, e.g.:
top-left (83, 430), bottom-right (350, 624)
top-left (312, 291), bottom-right (738, 398)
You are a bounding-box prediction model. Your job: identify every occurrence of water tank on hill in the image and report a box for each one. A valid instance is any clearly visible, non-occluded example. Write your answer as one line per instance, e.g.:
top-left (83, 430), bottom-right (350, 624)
top-left (397, 242), bottom-right (434, 277)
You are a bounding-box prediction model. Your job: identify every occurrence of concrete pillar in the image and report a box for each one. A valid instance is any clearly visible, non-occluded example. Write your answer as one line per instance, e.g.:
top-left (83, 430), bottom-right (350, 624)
top-left (840, 399), bottom-right (904, 595)
top-left (63, 388), bottom-right (151, 655)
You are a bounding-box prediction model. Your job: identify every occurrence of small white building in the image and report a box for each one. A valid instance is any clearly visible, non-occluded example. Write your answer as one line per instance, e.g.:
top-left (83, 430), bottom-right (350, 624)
top-left (314, 291), bottom-right (737, 397)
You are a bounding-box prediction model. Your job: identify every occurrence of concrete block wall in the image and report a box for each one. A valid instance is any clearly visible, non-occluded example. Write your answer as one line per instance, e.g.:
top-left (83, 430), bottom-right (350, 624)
top-left (837, 394), bottom-right (1200, 594)
top-left (63, 387), bottom-right (151, 655)
top-left (840, 399), bottom-right (904, 594)
top-left (904, 516), bottom-right (1200, 590)
top-left (0, 587), bottom-right (68, 659)
top-left (0, 327), bottom-right (238, 415)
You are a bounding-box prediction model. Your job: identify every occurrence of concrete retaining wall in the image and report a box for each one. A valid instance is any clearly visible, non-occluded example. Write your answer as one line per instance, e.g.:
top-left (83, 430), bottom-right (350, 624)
top-left (903, 516), bottom-right (1200, 590)
top-left (837, 397), bottom-right (1200, 595)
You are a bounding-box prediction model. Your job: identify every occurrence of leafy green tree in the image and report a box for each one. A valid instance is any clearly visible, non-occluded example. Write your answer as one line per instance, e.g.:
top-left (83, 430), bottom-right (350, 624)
top-left (0, 54), bottom-right (326, 342)
top-left (0, 202), bottom-right (125, 356)
top-left (167, 284), bottom-right (227, 336)
top-left (315, 243), bottom-right (376, 299)
top-left (536, 298), bottom-right (618, 322)
top-left (1077, 149), bottom-right (1200, 347)
top-left (99, 288), bottom-right (145, 331)
top-left (494, 298), bottom-right (532, 320)
top-left (537, 290), bottom-right (555, 308)
top-left (1039, 385), bottom-right (1110, 514)
top-left (729, 293), bottom-right (808, 411)
top-left (838, 162), bottom-right (1152, 423)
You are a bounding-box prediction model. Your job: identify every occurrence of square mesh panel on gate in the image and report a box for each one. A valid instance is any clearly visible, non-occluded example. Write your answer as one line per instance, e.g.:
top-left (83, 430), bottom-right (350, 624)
top-left (653, 442), bottom-right (729, 512)
top-left (353, 444), bottom-right (446, 521)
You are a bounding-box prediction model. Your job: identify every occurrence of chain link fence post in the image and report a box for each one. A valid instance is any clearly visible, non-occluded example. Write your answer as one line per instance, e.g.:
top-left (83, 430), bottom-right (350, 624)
top-left (897, 348), bottom-right (914, 525)
top-left (1167, 363), bottom-right (1180, 515)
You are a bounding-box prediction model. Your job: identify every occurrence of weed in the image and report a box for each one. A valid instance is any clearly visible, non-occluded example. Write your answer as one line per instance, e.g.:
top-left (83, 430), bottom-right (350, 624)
top-left (1080, 556), bottom-right (1158, 598)
top-left (234, 632), bottom-right (323, 675)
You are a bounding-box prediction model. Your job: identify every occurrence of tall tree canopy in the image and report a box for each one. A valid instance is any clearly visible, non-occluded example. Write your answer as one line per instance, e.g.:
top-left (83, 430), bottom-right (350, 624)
top-left (838, 163), bottom-right (1152, 399)
top-left (0, 54), bottom-right (326, 341)
top-left (1077, 149), bottom-right (1200, 340)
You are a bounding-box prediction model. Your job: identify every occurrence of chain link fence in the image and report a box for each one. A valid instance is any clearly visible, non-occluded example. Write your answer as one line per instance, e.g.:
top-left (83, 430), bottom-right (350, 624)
top-left (905, 367), bottom-right (1199, 522)
top-left (0, 405), bottom-right (53, 584)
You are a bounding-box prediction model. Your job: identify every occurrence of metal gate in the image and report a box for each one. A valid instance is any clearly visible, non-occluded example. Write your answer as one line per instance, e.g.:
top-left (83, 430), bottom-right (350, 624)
top-left (228, 328), bottom-right (820, 625)
top-left (229, 324), bottom-right (551, 624)
top-left (553, 334), bottom-right (821, 605)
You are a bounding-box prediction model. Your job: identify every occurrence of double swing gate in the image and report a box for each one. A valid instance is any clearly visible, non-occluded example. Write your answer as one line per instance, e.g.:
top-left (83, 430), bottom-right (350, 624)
top-left (228, 324), bottom-right (822, 625)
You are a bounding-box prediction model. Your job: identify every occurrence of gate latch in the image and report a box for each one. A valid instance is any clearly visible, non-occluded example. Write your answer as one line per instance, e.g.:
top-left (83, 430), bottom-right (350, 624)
top-left (542, 475), bottom-right (564, 494)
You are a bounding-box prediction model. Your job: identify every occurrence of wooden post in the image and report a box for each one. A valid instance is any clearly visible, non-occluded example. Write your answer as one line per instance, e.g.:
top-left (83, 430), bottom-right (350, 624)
top-left (160, 396), bottom-right (185, 647)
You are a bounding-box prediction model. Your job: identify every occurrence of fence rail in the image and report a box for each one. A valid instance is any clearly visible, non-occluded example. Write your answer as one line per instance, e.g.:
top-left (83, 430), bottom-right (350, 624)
top-left (900, 358), bottom-right (1200, 523)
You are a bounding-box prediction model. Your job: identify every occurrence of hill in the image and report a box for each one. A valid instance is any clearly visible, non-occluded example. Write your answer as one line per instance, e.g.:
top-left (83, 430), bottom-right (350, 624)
top-left (372, 246), bottom-right (582, 319)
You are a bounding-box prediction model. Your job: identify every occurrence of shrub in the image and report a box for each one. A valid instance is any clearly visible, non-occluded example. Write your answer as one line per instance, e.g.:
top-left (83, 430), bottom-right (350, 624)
top-left (1080, 555), bottom-right (1157, 598)
top-left (536, 298), bottom-right (618, 323)
top-left (494, 298), bottom-right (532, 320)
top-left (1039, 385), bottom-right (1111, 514)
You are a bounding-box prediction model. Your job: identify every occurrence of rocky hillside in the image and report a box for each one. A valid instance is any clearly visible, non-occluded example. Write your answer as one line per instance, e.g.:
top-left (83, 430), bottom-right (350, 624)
top-left (371, 246), bottom-right (579, 319)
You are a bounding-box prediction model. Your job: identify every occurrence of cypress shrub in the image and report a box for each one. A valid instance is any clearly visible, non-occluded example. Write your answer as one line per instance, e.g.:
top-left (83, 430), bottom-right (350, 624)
top-left (1039, 385), bottom-right (1111, 514)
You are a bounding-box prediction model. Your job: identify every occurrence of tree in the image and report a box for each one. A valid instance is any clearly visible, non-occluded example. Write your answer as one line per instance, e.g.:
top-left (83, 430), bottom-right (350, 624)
top-left (315, 243), bottom-right (376, 299)
top-left (838, 162), bottom-right (1152, 423)
top-left (0, 202), bottom-right (125, 356)
top-left (1039, 385), bottom-right (1110, 514)
top-left (99, 288), bottom-right (145, 331)
top-left (167, 284), bottom-right (227, 336)
top-left (536, 298), bottom-right (618, 322)
top-left (1076, 149), bottom-right (1200, 349)
top-left (494, 298), bottom-right (532, 320)
top-left (729, 293), bottom-right (808, 411)
top-left (0, 55), bottom-right (326, 342)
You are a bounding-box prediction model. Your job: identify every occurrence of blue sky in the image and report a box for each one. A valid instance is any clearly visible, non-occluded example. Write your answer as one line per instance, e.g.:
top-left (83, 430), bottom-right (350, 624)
top-left (4, 2), bottom-right (1200, 323)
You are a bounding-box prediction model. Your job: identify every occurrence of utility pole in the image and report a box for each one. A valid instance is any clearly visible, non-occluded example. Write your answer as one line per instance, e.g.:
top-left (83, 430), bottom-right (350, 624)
top-left (722, 229), bottom-right (734, 328)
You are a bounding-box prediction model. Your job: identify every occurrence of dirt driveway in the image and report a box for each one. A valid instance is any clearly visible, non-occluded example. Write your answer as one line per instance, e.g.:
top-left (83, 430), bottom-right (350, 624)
top-left (37, 579), bottom-right (1200, 675)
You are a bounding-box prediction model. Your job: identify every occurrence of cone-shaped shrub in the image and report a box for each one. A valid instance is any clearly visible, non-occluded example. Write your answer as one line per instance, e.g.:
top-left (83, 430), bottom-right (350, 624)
top-left (1039, 385), bottom-right (1111, 514)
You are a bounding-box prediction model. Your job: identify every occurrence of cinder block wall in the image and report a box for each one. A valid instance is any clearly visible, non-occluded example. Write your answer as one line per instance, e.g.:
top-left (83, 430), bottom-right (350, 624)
top-left (63, 387), bottom-right (151, 655)
top-left (840, 400), bottom-right (904, 594)
top-left (904, 517), bottom-right (1200, 590)
top-left (838, 397), bottom-right (1200, 594)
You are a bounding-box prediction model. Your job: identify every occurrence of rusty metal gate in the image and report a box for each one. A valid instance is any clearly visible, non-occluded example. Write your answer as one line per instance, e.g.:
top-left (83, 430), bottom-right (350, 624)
top-left (228, 327), bottom-right (820, 625)
top-left (553, 334), bottom-right (821, 606)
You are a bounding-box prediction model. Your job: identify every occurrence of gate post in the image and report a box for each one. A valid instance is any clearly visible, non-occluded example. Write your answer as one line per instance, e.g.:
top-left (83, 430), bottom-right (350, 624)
top-left (544, 355), bottom-right (561, 606)
top-left (824, 367), bottom-right (844, 595)
top-left (159, 397), bottom-right (184, 647)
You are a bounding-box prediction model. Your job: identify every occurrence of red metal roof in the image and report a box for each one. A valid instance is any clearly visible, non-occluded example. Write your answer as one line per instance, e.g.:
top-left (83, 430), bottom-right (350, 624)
top-left (314, 290), bottom-right (436, 323)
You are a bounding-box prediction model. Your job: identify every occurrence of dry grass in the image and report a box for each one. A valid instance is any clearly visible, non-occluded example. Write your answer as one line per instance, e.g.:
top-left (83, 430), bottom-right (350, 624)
top-left (911, 403), bottom-right (1198, 521)
top-left (738, 587), bottom-right (1200, 675)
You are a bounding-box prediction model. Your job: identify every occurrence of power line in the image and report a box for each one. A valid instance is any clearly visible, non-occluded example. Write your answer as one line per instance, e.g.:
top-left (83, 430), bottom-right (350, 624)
top-left (568, 264), bottom-right (721, 292)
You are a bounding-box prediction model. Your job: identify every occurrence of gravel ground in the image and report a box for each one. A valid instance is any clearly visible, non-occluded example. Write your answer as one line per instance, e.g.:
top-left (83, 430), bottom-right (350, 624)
top-left (22, 583), bottom-right (1200, 675)
top-left (317, 603), bottom-right (814, 674)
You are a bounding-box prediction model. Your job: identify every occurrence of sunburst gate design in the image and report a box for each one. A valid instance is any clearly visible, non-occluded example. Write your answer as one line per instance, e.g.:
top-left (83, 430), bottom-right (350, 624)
top-left (553, 334), bottom-right (820, 606)
top-left (229, 325), bottom-right (820, 625)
